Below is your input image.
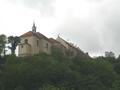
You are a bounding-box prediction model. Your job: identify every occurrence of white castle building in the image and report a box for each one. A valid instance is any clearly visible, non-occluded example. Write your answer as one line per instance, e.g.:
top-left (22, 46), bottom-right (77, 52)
top-left (18, 23), bottom-right (52, 57)
top-left (18, 23), bottom-right (88, 58)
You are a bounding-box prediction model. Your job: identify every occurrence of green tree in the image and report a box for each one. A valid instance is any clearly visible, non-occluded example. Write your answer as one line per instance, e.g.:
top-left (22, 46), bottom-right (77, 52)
top-left (110, 80), bottom-right (120, 90)
top-left (0, 34), bottom-right (6, 57)
top-left (0, 53), bottom-right (118, 90)
top-left (51, 46), bottom-right (64, 58)
top-left (8, 36), bottom-right (20, 55)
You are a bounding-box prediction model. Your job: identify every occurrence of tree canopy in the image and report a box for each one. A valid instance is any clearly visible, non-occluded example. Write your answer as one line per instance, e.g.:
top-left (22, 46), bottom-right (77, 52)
top-left (0, 34), bottom-right (120, 90)
top-left (0, 54), bottom-right (120, 90)
top-left (8, 36), bottom-right (20, 55)
top-left (0, 34), bottom-right (6, 57)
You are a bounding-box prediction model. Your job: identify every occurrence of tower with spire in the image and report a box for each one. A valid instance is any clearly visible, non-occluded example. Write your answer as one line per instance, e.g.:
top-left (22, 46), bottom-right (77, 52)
top-left (32, 22), bottom-right (36, 32)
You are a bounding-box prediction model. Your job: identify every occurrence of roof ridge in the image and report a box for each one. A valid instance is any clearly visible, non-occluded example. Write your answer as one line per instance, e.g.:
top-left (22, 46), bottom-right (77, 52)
top-left (20, 31), bottom-right (50, 42)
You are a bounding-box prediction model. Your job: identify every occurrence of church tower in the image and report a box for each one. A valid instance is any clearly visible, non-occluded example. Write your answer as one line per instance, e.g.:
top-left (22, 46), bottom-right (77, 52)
top-left (32, 22), bottom-right (36, 32)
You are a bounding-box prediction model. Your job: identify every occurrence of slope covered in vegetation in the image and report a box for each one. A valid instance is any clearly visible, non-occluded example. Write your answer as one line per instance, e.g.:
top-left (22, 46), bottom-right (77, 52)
top-left (0, 54), bottom-right (120, 90)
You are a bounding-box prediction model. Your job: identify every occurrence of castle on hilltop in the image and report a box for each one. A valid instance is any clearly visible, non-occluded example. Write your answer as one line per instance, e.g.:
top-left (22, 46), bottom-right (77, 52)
top-left (18, 23), bottom-right (88, 58)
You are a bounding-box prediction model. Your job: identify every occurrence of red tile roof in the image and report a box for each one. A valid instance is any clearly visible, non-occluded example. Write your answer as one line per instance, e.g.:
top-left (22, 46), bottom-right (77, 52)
top-left (20, 31), bottom-right (36, 37)
top-left (20, 31), bottom-right (50, 42)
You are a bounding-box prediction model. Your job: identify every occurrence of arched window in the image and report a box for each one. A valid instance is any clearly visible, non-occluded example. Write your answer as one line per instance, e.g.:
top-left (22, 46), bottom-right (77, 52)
top-left (21, 45), bottom-right (23, 48)
top-left (24, 39), bottom-right (28, 44)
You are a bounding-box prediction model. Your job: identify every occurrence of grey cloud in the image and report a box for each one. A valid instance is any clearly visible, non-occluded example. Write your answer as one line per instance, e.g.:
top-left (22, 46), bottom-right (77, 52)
top-left (101, 12), bottom-right (120, 54)
top-left (22, 0), bottom-right (55, 16)
top-left (8, 0), bottom-right (120, 56)
top-left (8, 0), bottom-right (55, 16)
top-left (57, 0), bottom-right (120, 56)
top-left (98, 0), bottom-right (120, 55)
top-left (57, 17), bottom-right (103, 54)
top-left (85, 0), bottom-right (104, 3)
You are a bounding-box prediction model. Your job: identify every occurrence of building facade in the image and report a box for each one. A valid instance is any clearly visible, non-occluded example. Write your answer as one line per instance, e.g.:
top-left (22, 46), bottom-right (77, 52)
top-left (105, 51), bottom-right (115, 58)
top-left (18, 23), bottom-right (52, 57)
top-left (49, 38), bottom-right (67, 56)
top-left (56, 36), bottom-right (90, 58)
top-left (56, 36), bottom-right (79, 58)
top-left (18, 23), bottom-right (88, 58)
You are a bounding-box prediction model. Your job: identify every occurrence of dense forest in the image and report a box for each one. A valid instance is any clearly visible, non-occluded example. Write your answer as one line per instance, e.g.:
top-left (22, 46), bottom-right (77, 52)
top-left (0, 53), bottom-right (120, 90)
top-left (1, 34), bottom-right (120, 90)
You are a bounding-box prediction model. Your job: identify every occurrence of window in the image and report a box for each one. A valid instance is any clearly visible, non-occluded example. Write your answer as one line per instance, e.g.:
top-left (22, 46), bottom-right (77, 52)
top-left (24, 39), bottom-right (28, 43)
top-left (21, 45), bottom-right (23, 48)
top-left (46, 43), bottom-right (48, 50)
top-left (37, 40), bottom-right (39, 46)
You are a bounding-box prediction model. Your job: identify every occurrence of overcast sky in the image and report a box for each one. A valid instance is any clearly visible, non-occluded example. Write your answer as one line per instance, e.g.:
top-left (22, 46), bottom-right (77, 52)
top-left (0, 0), bottom-right (120, 57)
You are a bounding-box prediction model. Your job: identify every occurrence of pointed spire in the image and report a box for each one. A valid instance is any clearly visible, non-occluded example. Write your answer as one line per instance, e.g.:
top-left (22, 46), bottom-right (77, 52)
top-left (58, 33), bottom-right (60, 38)
top-left (32, 21), bottom-right (36, 32)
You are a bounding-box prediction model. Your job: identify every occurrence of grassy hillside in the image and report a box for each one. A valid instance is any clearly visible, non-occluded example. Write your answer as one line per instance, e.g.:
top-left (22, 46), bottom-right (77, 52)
top-left (0, 54), bottom-right (120, 90)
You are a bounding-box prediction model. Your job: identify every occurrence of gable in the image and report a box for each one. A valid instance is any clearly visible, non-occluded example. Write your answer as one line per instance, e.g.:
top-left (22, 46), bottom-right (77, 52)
top-left (20, 31), bottom-right (51, 43)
